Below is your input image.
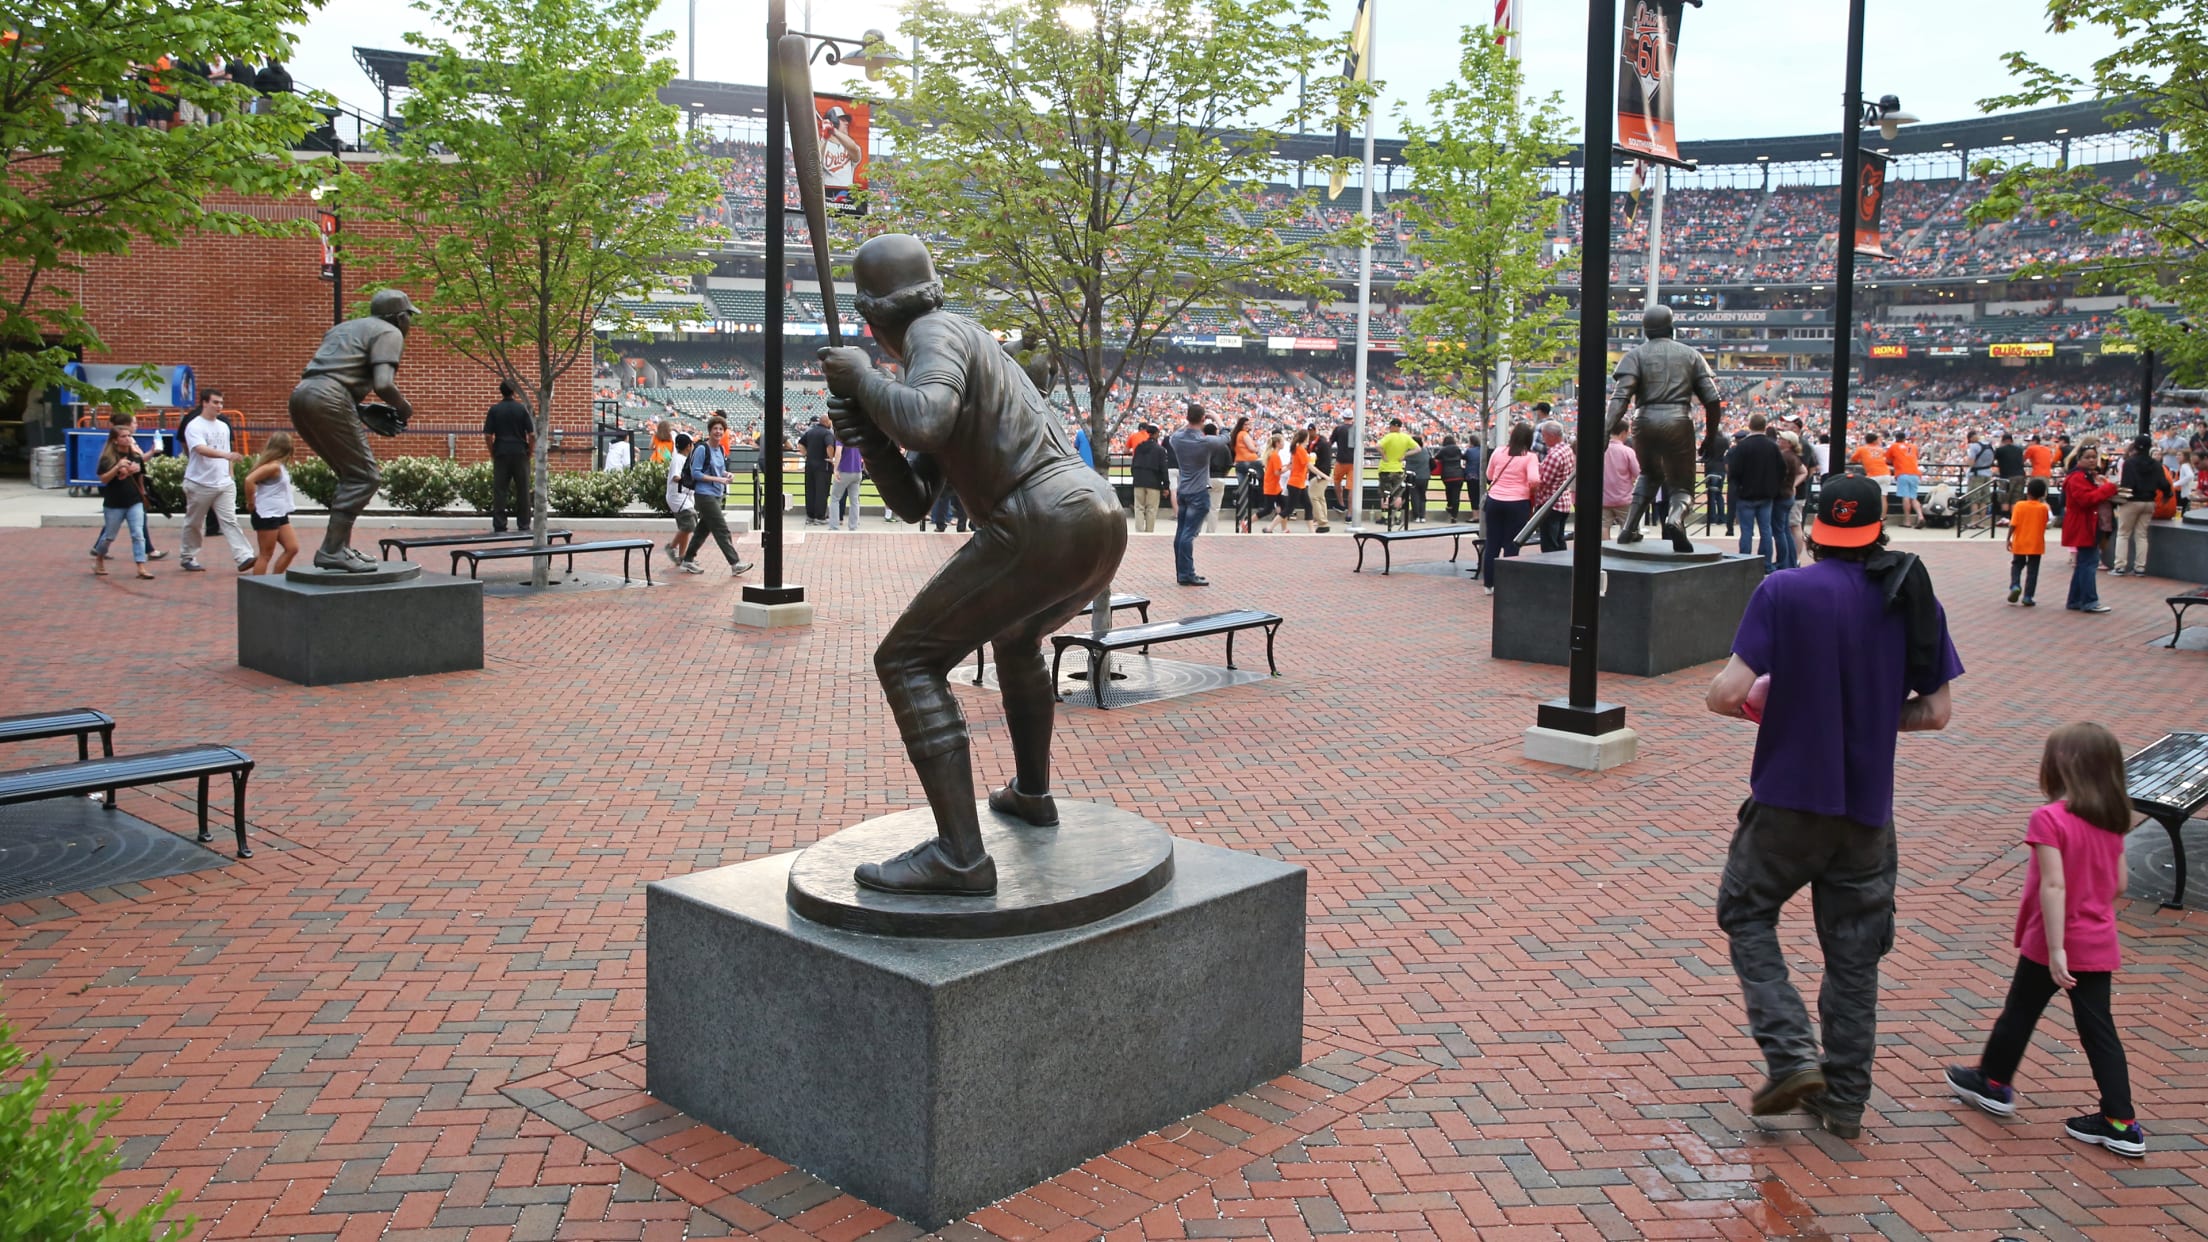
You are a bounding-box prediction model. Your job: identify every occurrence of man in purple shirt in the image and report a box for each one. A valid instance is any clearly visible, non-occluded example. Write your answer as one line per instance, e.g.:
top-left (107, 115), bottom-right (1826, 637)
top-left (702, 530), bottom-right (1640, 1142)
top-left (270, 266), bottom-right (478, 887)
top-left (1705, 475), bottom-right (1962, 1141)
top-left (828, 439), bottom-right (866, 531)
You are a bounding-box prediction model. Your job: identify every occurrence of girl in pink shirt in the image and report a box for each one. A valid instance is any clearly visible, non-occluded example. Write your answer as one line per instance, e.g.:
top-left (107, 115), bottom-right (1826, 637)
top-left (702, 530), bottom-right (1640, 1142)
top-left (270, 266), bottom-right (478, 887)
top-left (1945, 723), bottom-right (2144, 1156)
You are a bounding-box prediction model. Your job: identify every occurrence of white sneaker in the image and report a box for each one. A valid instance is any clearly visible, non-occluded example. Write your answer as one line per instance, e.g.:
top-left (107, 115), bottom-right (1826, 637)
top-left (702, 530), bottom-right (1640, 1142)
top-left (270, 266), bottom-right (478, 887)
top-left (681, 561), bottom-right (705, 575)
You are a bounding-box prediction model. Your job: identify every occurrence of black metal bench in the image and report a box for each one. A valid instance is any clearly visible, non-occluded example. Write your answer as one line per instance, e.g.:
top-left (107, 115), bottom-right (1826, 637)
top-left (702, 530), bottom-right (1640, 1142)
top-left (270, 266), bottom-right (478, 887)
top-left (1049, 608), bottom-right (1283, 709)
top-left (972, 593), bottom-right (1152, 684)
top-left (0, 745), bottom-right (256, 858)
top-left (1351, 524), bottom-right (1482, 575)
top-left (450, 538), bottom-right (656, 584)
top-left (0, 708), bottom-right (115, 761)
top-left (2166, 587), bottom-right (2208, 649)
top-left (2128, 731), bottom-right (2208, 909)
top-left (380, 529), bottom-right (574, 561)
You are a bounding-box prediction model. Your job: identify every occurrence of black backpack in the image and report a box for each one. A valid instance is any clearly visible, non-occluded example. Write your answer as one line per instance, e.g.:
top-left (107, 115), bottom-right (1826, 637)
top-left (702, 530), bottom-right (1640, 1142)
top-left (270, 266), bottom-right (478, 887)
top-left (678, 443), bottom-right (703, 492)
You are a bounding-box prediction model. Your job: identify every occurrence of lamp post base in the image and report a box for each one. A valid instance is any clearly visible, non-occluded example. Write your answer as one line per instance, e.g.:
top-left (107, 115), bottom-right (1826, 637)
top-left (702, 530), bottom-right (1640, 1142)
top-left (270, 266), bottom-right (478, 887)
top-left (736, 582), bottom-right (814, 629)
top-left (1523, 724), bottom-right (1639, 771)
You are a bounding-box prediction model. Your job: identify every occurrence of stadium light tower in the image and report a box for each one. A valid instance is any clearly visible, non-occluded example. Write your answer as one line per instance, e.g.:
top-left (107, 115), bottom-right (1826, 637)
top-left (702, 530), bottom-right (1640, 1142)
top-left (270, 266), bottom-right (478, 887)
top-left (1825, 0), bottom-right (1916, 477)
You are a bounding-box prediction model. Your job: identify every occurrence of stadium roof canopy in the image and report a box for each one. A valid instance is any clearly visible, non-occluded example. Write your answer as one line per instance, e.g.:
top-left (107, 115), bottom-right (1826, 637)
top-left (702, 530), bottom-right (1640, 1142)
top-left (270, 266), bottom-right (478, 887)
top-left (354, 46), bottom-right (2149, 172)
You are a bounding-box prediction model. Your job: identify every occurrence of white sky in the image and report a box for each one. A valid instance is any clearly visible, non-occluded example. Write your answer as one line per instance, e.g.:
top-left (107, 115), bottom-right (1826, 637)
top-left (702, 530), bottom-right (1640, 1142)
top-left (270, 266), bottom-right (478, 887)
top-left (288, 0), bottom-right (2120, 142)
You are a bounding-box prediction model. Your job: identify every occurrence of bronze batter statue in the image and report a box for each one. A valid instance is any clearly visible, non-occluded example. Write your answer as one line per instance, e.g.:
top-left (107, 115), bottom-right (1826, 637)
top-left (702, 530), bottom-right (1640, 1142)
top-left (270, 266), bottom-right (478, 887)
top-left (288, 290), bottom-right (417, 572)
top-left (818, 235), bottom-right (1126, 896)
top-left (1607, 304), bottom-right (1725, 554)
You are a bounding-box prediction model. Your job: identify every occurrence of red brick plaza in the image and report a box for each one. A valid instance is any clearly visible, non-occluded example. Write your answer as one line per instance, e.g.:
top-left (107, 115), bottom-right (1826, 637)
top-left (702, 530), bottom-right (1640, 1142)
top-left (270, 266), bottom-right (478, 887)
top-left (4, 525), bottom-right (2203, 1241)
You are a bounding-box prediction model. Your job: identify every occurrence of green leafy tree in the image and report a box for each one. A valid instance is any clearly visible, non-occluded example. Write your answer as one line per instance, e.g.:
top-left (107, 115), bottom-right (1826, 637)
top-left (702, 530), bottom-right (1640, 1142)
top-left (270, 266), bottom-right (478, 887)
top-left (342, 0), bottom-right (721, 584)
top-left (1969, 0), bottom-right (2207, 383)
top-left (0, 1012), bottom-right (194, 1241)
top-left (0, 2), bottom-right (324, 409)
top-left (1394, 25), bottom-right (1576, 449)
top-left (876, 0), bottom-right (1363, 454)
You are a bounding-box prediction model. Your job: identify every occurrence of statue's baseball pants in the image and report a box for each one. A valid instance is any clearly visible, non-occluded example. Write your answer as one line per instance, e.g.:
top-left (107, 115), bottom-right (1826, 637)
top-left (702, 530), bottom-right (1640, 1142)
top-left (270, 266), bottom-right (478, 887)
top-left (288, 375), bottom-right (381, 554)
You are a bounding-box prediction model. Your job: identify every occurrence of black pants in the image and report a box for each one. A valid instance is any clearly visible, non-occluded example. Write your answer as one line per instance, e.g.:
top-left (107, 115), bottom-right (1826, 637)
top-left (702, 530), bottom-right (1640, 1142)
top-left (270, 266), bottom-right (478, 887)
top-left (2009, 554), bottom-right (2041, 599)
top-left (1715, 799), bottom-right (1896, 1113)
top-left (1479, 497), bottom-right (1531, 586)
top-left (1978, 957), bottom-right (2132, 1120)
top-left (1538, 508), bottom-right (1568, 553)
top-left (1442, 478), bottom-right (1465, 517)
top-left (492, 452), bottom-right (532, 532)
top-left (1705, 469), bottom-right (1730, 531)
top-left (804, 464), bottom-right (831, 520)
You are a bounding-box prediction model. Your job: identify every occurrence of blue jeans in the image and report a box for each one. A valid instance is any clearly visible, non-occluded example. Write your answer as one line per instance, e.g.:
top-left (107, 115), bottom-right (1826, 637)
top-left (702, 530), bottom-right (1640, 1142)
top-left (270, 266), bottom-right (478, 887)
top-left (1737, 498), bottom-right (1775, 567)
top-left (2066, 548), bottom-right (2100, 609)
top-left (1772, 498), bottom-right (1797, 569)
top-left (1174, 491), bottom-right (1209, 581)
top-left (92, 503), bottom-right (149, 563)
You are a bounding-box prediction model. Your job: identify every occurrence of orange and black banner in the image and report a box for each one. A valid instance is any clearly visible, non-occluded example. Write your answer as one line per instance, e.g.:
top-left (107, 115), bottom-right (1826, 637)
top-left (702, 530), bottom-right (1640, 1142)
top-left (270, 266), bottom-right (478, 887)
top-left (1615, 0), bottom-right (1697, 169)
top-left (315, 209), bottom-right (338, 280)
top-left (1854, 150), bottom-right (1891, 258)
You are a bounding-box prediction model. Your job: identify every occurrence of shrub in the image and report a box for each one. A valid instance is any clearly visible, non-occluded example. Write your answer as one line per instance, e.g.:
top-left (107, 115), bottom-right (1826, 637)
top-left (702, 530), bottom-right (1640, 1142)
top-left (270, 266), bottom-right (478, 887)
top-left (453, 461), bottom-right (496, 514)
top-left (0, 1013), bottom-right (196, 1241)
top-left (289, 456), bottom-right (338, 508)
top-left (627, 461), bottom-right (670, 514)
top-left (546, 470), bottom-right (634, 518)
top-left (378, 457), bottom-right (459, 515)
top-left (140, 455), bottom-right (185, 514)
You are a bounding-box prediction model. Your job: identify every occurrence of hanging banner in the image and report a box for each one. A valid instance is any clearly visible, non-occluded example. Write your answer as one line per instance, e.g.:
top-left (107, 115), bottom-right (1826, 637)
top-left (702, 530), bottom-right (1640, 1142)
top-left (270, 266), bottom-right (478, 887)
top-left (1327, 0), bottom-right (1373, 200)
top-left (315, 209), bottom-right (338, 281)
top-left (1869, 344), bottom-right (1907, 359)
top-left (1615, 0), bottom-right (1696, 169)
top-left (814, 93), bottom-right (869, 215)
top-left (1854, 150), bottom-right (1891, 257)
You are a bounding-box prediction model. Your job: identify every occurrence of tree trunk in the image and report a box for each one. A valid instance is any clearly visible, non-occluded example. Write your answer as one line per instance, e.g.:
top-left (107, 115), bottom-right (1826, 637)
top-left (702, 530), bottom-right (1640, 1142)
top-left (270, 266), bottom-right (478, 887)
top-left (533, 381), bottom-right (553, 588)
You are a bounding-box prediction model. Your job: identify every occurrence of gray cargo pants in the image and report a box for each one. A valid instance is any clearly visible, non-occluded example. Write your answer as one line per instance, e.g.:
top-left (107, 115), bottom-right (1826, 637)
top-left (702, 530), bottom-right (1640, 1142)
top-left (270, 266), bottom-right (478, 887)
top-left (1715, 799), bottom-right (1897, 1114)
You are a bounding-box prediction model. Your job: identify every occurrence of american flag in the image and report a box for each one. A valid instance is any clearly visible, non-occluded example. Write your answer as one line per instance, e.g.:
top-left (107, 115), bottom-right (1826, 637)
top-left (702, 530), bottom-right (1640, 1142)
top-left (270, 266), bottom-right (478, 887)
top-left (1494, 0), bottom-right (1519, 56)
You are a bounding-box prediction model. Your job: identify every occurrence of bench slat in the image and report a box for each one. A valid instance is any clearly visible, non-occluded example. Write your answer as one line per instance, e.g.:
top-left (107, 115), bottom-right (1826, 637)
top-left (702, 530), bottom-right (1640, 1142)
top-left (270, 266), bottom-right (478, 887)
top-left (0, 745), bottom-right (252, 805)
top-left (456, 539), bottom-right (652, 560)
top-left (2127, 732), bottom-right (2208, 813)
top-left (0, 709), bottom-right (113, 744)
top-left (1055, 609), bottom-right (1280, 649)
top-left (1354, 524), bottom-right (1481, 543)
top-left (381, 530), bottom-right (573, 554)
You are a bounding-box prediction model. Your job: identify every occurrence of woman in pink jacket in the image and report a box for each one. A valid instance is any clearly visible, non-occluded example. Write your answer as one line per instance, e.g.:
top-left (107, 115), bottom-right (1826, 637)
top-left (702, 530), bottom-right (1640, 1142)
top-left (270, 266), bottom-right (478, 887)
top-left (1479, 422), bottom-right (1542, 593)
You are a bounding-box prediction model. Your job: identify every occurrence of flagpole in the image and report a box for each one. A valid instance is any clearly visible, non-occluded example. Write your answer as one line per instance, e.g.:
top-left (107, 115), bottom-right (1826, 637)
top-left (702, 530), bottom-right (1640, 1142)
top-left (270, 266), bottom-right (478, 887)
top-left (1644, 163), bottom-right (1665, 309)
top-left (1349, 0), bottom-right (1377, 528)
top-left (1490, 0), bottom-right (1520, 453)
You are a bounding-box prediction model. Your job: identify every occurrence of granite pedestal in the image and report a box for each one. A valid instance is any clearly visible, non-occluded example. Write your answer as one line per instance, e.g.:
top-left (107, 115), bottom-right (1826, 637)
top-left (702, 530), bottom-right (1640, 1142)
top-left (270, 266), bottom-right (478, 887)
top-left (646, 806), bottom-right (1305, 1228)
top-left (1492, 543), bottom-right (1765, 676)
top-left (237, 568), bottom-right (483, 685)
top-left (2145, 516), bottom-right (2208, 585)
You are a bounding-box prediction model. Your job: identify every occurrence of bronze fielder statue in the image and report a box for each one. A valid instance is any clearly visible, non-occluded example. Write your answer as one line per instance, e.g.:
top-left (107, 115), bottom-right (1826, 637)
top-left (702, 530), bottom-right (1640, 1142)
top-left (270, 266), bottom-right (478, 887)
top-left (1607, 303), bottom-right (1725, 554)
top-left (818, 235), bottom-right (1126, 896)
top-left (288, 289), bottom-right (417, 572)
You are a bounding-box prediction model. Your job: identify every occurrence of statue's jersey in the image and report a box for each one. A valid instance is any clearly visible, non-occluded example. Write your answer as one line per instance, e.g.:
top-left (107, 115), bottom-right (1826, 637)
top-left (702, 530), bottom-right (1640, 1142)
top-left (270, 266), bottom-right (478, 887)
top-left (300, 317), bottom-right (406, 401)
top-left (1613, 337), bottom-right (1721, 410)
top-left (867, 312), bottom-right (1088, 522)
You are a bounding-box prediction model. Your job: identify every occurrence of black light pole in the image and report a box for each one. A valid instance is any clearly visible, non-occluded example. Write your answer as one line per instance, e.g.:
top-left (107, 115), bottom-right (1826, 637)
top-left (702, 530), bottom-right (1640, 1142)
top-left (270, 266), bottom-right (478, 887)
top-left (1535, 0), bottom-right (1625, 743)
top-left (744, 0), bottom-right (804, 610)
top-left (1826, 0), bottom-right (1868, 476)
top-left (2140, 347), bottom-right (2155, 441)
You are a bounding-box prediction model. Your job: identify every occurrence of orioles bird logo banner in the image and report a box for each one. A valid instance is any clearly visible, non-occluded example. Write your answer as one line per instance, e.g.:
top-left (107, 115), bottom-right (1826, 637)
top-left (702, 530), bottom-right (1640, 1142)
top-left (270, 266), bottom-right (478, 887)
top-left (1615, 0), bottom-right (1697, 169)
top-left (1854, 150), bottom-right (1892, 258)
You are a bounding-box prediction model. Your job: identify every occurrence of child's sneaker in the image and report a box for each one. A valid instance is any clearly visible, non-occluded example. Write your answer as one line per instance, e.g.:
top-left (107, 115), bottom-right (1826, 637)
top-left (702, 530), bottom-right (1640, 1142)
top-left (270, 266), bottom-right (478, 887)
top-left (2007, 587), bottom-right (2021, 604)
top-left (2064, 1114), bottom-right (2146, 1157)
top-left (1945, 1066), bottom-right (2016, 1117)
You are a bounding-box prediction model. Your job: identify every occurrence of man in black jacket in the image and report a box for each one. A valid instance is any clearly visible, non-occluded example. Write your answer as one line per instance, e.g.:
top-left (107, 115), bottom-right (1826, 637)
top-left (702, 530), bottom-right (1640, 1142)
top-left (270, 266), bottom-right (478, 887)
top-left (1129, 423), bottom-right (1169, 533)
top-left (1726, 413), bottom-right (1789, 568)
top-left (1992, 432), bottom-right (2026, 523)
top-left (482, 380), bottom-right (535, 533)
top-left (798, 414), bottom-right (836, 525)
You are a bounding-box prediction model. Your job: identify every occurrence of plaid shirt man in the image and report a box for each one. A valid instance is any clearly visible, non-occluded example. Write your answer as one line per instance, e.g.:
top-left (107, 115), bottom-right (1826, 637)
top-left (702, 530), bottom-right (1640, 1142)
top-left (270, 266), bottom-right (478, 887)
top-left (1535, 438), bottom-right (1574, 513)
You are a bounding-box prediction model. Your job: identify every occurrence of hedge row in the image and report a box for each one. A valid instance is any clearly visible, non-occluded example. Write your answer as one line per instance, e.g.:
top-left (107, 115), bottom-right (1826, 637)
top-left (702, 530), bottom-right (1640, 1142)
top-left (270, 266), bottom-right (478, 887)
top-left (139, 455), bottom-right (671, 519)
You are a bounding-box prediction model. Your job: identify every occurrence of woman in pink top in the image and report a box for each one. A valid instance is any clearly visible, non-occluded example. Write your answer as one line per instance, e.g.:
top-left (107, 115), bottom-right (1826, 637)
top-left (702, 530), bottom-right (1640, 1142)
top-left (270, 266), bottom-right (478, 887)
top-left (1478, 422), bottom-right (1541, 593)
top-left (1945, 723), bottom-right (2145, 1156)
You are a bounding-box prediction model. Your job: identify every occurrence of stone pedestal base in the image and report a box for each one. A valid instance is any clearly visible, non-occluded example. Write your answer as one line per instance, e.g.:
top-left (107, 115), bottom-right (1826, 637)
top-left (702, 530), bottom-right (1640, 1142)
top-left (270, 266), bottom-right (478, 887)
top-left (2145, 518), bottom-right (2208, 585)
top-left (732, 599), bottom-right (815, 628)
top-left (238, 571), bottom-right (482, 685)
top-left (1492, 545), bottom-right (1765, 676)
top-left (645, 836), bottom-right (1305, 1228)
top-left (1523, 725), bottom-right (1640, 770)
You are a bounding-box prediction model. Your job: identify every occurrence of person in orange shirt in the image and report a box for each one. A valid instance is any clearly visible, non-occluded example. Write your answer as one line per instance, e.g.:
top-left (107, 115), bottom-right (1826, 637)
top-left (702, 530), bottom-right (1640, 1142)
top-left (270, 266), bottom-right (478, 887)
top-left (1886, 430), bottom-right (1923, 529)
top-left (1850, 431), bottom-right (1890, 477)
top-left (2005, 477), bottom-right (2050, 606)
top-left (1285, 429), bottom-right (1320, 532)
top-left (1233, 419), bottom-right (1262, 518)
top-left (2022, 435), bottom-right (2057, 478)
top-left (1261, 433), bottom-right (1290, 533)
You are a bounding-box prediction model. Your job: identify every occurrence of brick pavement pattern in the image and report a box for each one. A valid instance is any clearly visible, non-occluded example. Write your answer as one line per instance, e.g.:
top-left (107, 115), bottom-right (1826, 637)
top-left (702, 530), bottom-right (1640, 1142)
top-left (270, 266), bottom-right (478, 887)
top-left (3, 526), bottom-right (2204, 1242)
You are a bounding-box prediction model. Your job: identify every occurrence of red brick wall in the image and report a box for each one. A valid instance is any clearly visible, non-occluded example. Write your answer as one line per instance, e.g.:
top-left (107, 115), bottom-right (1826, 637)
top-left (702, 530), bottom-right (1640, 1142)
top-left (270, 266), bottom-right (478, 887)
top-left (51, 163), bottom-right (596, 466)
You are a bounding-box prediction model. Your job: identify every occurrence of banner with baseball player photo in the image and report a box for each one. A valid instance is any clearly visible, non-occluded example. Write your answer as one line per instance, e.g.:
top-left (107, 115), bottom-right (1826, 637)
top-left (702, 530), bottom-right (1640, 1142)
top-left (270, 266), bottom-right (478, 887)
top-left (814, 94), bottom-right (869, 215)
top-left (1853, 150), bottom-right (1892, 258)
top-left (1615, 0), bottom-right (1698, 169)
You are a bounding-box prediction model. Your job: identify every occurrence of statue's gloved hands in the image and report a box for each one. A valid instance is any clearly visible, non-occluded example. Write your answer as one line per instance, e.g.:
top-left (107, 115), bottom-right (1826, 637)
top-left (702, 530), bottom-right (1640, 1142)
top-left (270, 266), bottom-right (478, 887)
top-left (819, 347), bottom-right (872, 399)
top-left (825, 394), bottom-right (875, 448)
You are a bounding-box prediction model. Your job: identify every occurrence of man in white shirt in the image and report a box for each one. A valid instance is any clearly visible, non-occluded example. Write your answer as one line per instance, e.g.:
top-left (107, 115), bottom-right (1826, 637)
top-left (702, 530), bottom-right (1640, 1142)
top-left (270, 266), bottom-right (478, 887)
top-left (180, 391), bottom-right (256, 571)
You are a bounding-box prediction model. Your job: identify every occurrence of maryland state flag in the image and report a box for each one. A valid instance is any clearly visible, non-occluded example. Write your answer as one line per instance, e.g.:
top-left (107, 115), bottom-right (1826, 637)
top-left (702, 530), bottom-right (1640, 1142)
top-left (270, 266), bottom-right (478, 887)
top-left (1327, 0), bottom-right (1373, 201)
top-left (1854, 150), bottom-right (1892, 258)
top-left (1615, 0), bottom-right (1698, 169)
